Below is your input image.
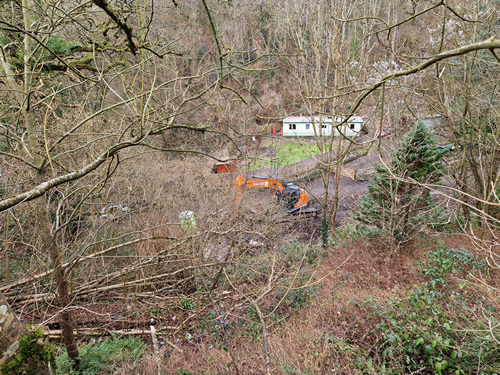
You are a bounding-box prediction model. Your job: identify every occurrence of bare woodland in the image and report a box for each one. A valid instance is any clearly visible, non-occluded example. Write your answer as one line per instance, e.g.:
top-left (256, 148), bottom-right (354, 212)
top-left (0, 0), bottom-right (498, 373)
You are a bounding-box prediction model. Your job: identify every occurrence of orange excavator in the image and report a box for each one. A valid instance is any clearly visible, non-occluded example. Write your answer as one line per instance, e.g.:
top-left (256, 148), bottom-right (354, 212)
top-left (235, 174), bottom-right (317, 215)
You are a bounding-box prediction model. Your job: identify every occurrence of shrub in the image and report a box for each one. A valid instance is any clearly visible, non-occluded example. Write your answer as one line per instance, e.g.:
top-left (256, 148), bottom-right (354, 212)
top-left (419, 246), bottom-right (486, 283)
top-left (279, 240), bottom-right (323, 265)
top-left (369, 288), bottom-right (498, 374)
top-left (363, 247), bottom-right (497, 374)
top-left (354, 122), bottom-right (448, 243)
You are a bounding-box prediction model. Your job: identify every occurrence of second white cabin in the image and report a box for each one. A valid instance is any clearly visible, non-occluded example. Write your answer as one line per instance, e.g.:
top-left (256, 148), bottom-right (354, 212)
top-left (282, 115), bottom-right (363, 137)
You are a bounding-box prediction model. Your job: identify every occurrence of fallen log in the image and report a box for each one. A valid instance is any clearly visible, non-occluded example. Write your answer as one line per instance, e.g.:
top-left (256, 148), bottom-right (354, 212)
top-left (45, 326), bottom-right (179, 339)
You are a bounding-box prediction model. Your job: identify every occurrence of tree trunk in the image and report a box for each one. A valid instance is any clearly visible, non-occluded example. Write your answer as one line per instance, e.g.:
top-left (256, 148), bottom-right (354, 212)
top-left (0, 292), bottom-right (27, 367)
top-left (329, 143), bottom-right (344, 230)
top-left (38, 201), bottom-right (80, 363)
top-left (1, 292), bottom-right (55, 374)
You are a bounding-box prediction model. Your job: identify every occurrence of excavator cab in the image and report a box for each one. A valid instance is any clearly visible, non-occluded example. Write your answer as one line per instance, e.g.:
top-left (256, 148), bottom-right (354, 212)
top-left (280, 185), bottom-right (308, 213)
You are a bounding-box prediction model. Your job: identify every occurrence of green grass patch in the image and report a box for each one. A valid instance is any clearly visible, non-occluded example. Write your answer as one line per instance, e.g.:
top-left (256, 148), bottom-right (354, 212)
top-left (251, 141), bottom-right (324, 170)
top-left (56, 335), bottom-right (146, 374)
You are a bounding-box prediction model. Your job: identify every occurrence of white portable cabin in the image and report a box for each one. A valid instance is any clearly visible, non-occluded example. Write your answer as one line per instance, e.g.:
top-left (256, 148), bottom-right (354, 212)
top-left (282, 115), bottom-right (363, 137)
top-left (419, 115), bottom-right (443, 130)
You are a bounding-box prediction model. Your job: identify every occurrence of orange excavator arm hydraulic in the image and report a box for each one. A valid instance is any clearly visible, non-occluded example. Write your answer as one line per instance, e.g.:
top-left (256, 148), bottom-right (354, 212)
top-left (235, 174), bottom-right (284, 203)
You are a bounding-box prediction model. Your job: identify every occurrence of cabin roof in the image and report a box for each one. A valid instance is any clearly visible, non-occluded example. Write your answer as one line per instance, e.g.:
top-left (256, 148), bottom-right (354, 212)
top-left (283, 115), bottom-right (363, 124)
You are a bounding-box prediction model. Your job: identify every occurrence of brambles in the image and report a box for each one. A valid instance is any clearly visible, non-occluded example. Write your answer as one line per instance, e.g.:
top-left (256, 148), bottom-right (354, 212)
top-left (419, 246), bottom-right (486, 284)
top-left (362, 247), bottom-right (497, 374)
top-left (195, 240), bottom-right (321, 344)
top-left (290, 243), bottom-right (499, 374)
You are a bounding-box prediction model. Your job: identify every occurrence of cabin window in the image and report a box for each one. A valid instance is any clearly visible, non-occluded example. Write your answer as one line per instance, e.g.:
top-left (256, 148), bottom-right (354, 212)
top-left (305, 124), bottom-right (310, 130)
top-left (322, 124), bottom-right (327, 129)
top-left (289, 124), bottom-right (296, 130)
top-left (349, 123), bottom-right (355, 130)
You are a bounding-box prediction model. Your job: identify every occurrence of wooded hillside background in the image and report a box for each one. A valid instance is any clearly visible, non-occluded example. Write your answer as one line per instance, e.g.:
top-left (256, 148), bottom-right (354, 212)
top-left (0, 0), bottom-right (498, 373)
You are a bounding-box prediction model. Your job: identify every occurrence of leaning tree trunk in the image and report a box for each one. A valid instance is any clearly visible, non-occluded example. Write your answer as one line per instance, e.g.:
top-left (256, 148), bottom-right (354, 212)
top-left (0, 292), bottom-right (27, 366)
top-left (1, 292), bottom-right (55, 374)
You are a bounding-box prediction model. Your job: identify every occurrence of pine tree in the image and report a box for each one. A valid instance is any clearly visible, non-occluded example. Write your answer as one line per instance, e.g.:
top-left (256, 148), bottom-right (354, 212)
top-left (355, 122), bottom-right (448, 243)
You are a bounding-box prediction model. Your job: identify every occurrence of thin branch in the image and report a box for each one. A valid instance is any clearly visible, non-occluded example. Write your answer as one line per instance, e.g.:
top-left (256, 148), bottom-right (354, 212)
top-left (252, 301), bottom-right (272, 375)
top-left (200, 0), bottom-right (224, 86)
top-left (0, 150), bottom-right (39, 169)
top-left (308, 38), bottom-right (500, 149)
top-left (0, 133), bottom-right (149, 211)
top-left (92, 0), bottom-right (137, 54)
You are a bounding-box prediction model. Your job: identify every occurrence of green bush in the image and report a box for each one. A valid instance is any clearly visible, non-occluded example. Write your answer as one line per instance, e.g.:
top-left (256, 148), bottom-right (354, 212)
top-left (368, 289), bottom-right (498, 374)
top-left (274, 281), bottom-right (319, 313)
top-left (56, 335), bottom-right (146, 375)
top-left (278, 240), bottom-right (323, 265)
top-left (363, 247), bottom-right (497, 374)
top-left (425, 206), bottom-right (466, 233)
top-left (419, 246), bottom-right (486, 283)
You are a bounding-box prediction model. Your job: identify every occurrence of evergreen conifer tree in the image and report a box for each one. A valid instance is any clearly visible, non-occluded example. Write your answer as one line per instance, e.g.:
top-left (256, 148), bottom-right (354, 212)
top-left (355, 122), bottom-right (448, 243)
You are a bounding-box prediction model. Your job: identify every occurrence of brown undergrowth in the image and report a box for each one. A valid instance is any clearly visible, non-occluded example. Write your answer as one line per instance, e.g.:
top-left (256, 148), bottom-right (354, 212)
top-left (45, 228), bottom-right (497, 374)
top-left (161, 235), bottom-right (462, 374)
